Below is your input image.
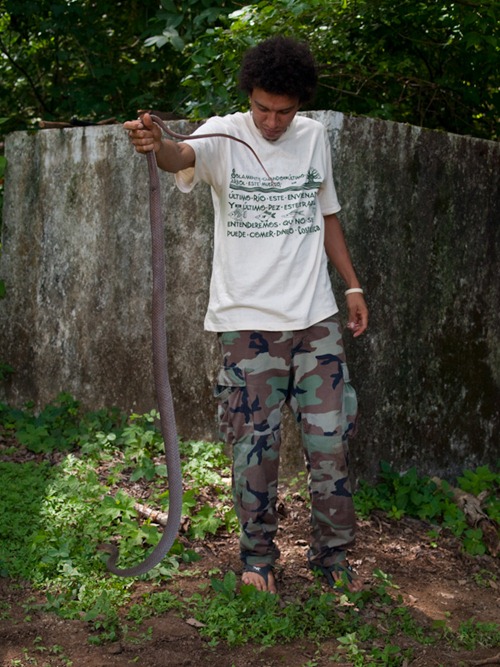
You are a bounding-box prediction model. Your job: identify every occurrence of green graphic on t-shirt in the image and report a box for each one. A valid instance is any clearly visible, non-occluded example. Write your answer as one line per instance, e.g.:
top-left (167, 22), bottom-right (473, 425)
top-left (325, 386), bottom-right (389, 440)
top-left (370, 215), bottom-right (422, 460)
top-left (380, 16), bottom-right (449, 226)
top-left (229, 167), bottom-right (322, 193)
top-left (226, 168), bottom-right (322, 240)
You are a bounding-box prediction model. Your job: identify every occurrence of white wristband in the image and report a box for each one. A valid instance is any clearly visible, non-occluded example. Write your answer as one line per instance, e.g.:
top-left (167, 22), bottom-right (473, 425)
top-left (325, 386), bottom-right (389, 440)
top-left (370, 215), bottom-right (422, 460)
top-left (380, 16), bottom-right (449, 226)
top-left (345, 287), bottom-right (364, 296)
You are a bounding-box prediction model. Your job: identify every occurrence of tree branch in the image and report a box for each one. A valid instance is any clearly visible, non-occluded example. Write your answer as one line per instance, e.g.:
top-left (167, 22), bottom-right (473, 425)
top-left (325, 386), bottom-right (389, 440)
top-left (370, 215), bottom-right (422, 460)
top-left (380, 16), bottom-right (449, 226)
top-left (0, 33), bottom-right (53, 115)
top-left (467, 653), bottom-right (500, 666)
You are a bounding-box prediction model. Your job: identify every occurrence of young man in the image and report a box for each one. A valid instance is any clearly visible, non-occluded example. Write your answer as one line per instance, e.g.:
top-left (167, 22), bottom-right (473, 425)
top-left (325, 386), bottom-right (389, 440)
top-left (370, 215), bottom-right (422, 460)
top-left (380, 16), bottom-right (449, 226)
top-left (125, 37), bottom-right (368, 594)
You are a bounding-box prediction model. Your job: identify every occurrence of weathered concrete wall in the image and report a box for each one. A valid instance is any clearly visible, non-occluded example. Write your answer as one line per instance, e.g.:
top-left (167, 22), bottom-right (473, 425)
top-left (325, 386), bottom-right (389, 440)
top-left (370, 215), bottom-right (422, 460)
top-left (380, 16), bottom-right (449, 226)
top-left (1, 113), bottom-right (499, 481)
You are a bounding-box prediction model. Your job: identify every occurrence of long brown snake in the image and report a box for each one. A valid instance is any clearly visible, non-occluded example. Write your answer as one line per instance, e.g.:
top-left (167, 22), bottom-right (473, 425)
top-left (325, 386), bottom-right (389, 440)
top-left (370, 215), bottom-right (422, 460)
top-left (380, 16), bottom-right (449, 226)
top-left (99, 115), bottom-right (271, 576)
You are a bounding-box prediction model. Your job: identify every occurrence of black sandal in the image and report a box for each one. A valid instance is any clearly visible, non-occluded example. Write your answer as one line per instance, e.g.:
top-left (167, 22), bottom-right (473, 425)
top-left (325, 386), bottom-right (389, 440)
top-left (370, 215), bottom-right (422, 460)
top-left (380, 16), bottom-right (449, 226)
top-left (242, 563), bottom-right (275, 590)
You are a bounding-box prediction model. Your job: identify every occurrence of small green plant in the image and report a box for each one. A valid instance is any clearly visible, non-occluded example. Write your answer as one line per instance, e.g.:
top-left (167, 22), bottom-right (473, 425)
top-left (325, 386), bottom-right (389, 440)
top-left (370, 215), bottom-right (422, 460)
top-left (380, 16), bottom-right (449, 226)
top-left (354, 461), bottom-right (498, 555)
top-left (0, 600), bottom-right (11, 620)
top-left (126, 589), bottom-right (180, 626)
top-left (120, 410), bottom-right (166, 481)
top-left (284, 469), bottom-right (308, 501)
top-left (0, 394), bottom-right (123, 454)
top-left (458, 466), bottom-right (500, 523)
top-left (179, 439), bottom-right (232, 488)
top-left (176, 440), bottom-right (237, 540)
top-left (473, 569), bottom-right (497, 589)
top-left (0, 361), bottom-right (13, 380)
top-left (457, 466), bottom-right (499, 496)
top-left (189, 504), bottom-right (223, 539)
top-left (454, 618), bottom-right (500, 650)
top-left (334, 632), bottom-right (366, 666)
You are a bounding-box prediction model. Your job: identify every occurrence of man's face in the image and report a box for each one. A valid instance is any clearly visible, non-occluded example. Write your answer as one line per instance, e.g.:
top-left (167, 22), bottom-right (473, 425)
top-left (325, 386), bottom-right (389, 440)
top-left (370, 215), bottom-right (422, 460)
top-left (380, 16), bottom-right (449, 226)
top-left (249, 88), bottom-right (300, 142)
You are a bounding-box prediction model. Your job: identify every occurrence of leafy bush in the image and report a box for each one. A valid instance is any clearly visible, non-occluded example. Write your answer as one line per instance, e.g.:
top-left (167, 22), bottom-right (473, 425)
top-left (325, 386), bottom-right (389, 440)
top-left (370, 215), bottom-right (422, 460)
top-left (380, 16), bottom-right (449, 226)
top-left (0, 393), bottom-right (123, 453)
top-left (0, 1), bottom-right (498, 140)
top-left (354, 461), bottom-right (499, 555)
top-left (177, 0), bottom-right (499, 140)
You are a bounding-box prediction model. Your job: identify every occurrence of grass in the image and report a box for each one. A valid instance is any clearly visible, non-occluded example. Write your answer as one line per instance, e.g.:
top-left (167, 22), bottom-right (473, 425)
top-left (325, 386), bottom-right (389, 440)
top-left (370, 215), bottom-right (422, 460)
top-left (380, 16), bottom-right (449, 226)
top-left (0, 393), bottom-right (499, 663)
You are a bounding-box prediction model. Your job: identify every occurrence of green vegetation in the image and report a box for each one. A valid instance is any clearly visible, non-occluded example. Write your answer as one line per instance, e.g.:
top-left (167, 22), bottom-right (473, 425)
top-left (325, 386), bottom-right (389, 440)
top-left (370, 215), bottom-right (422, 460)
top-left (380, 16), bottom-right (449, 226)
top-left (0, 0), bottom-right (240, 137)
top-left (0, 0), bottom-right (498, 140)
top-left (178, 0), bottom-right (500, 142)
top-left (355, 460), bottom-right (500, 556)
top-left (0, 395), bottom-right (498, 661)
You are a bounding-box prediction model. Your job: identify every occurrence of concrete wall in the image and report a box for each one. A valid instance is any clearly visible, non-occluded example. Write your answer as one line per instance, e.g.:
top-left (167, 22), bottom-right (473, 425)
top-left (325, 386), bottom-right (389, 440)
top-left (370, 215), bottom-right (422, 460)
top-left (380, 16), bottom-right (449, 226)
top-left (1, 113), bottom-right (499, 481)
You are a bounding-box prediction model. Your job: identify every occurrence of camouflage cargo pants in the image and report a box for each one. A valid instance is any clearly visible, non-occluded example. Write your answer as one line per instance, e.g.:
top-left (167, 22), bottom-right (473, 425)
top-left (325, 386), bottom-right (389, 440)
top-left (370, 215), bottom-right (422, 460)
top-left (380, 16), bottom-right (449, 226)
top-left (214, 315), bottom-right (358, 568)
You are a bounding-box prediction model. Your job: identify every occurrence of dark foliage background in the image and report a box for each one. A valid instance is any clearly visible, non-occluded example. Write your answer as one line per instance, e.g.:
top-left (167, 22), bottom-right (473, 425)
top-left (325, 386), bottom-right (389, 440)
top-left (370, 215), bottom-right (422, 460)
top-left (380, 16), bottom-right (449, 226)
top-left (1, 0), bottom-right (498, 141)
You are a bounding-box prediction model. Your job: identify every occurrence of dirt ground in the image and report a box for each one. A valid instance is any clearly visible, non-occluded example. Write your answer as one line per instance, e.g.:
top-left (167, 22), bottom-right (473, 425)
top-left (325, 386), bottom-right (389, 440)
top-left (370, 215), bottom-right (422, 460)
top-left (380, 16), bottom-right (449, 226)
top-left (1, 484), bottom-right (499, 667)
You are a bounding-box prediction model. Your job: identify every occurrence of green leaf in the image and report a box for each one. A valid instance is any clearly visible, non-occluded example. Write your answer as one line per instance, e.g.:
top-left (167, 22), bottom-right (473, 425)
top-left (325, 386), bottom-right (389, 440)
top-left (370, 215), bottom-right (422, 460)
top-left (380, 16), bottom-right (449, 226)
top-left (190, 505), bottom-right (222, 539)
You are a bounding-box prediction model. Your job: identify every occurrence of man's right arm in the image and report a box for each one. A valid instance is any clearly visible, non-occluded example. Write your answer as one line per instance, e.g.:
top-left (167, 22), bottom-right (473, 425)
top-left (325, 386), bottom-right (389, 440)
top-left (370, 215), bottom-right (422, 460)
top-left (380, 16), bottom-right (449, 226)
top-left (123, 112), bottom-right (196, 173)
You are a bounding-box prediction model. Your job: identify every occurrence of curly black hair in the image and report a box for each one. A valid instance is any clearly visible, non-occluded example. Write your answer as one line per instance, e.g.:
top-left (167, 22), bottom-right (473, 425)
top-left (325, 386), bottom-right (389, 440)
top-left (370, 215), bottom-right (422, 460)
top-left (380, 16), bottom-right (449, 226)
top-left (238, 36), bottom-right (318, 105)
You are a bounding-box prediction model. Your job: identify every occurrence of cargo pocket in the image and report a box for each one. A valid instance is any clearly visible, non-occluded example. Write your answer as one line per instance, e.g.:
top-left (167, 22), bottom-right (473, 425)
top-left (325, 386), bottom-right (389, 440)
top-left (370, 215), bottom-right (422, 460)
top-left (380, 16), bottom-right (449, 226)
top-left (213, 366), bottom-right (247, 445)
top-left (341, 362), bottom-right (358, 439)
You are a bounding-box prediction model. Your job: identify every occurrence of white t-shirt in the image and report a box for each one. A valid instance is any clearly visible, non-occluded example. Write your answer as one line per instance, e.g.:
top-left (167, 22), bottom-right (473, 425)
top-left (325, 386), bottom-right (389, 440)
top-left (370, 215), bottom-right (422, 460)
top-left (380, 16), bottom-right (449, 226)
top-left (175, 111), bottom-right (341, 332)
